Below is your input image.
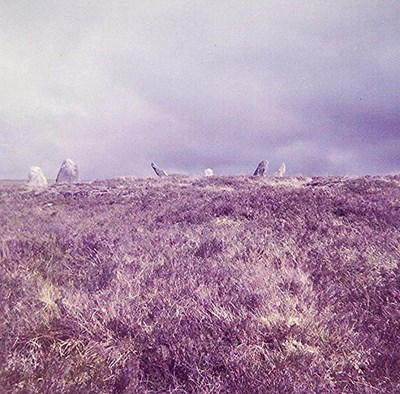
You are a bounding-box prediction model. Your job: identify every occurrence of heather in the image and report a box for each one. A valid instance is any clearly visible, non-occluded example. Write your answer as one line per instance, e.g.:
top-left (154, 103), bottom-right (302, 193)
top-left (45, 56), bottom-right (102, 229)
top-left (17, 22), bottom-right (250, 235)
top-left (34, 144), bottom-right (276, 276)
top-left (0, 175), bottom-right (399, 393)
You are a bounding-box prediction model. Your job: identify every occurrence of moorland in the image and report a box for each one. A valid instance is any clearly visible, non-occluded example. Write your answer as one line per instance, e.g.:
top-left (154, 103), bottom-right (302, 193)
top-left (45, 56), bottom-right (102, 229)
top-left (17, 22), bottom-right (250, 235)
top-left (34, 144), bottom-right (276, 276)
top-left (0, 175), bottom-right (399, 393)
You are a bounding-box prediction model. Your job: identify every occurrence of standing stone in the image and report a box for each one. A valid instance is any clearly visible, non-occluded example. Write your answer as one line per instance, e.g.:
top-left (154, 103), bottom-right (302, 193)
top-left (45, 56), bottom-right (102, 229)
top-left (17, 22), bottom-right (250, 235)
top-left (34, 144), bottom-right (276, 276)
top-left (253, 160), bottom-right (269, 176)
top-left (274, 163), bottom-right (286, 177)
top-left (56, 159), bottom-right (79, 183)
top-left (151, 162), bottom-right (168, 177)
top-left (204, 168), bottom-right (213, 176)
top-left (27, 166), bottom-right (48, 189)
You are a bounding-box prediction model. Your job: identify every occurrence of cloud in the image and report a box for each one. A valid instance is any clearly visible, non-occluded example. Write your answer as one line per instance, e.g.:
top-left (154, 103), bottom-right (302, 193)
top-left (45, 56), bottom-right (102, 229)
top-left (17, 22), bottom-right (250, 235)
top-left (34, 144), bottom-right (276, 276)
top-left (0, 0), bottom-right (399, 178)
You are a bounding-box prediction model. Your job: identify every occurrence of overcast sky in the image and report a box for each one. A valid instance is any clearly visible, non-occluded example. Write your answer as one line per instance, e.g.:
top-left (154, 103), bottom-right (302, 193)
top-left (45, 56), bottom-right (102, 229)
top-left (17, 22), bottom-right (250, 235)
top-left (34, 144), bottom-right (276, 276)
top-left (1, 1), bottom-right (399, 179)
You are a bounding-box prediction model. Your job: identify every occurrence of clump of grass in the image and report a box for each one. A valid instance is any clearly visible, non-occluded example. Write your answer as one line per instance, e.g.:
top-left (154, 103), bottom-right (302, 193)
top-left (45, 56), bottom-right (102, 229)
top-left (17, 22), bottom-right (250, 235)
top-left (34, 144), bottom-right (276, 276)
top-left (0, 175), bottom-right (399, 393)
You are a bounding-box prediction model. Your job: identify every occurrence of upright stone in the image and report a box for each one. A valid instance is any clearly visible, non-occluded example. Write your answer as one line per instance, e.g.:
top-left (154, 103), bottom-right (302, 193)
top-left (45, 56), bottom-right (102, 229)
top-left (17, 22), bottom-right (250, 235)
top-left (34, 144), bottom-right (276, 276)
top-left (274, 163), bottom-right (286, 177)
top-left (151, 162), bottom-right (168, 177)
top-left (253, 160), bottom-right (269, 176)
top-left (204, 168), bottom-right (213, 176)
top-left (56, 159), bottom-right (79, 183)
top-left (27, 166), bottom-right (48, 189)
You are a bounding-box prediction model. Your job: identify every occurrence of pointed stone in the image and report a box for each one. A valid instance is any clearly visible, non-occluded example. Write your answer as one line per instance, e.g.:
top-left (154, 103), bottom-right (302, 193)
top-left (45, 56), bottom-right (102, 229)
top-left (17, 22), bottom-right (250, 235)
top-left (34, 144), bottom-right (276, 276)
top-left (204, 168), bottom-right (213, 176)
top-left (56, 159), bottom-right (79, 183)
top-left (274, 163), bottom-right (286, 177)
top-left (27, 166), bottom-right (48, 189)
top-left (151, 162), bottom-right (168, 177)
top-left (253, 160), bottom-right (269, 176)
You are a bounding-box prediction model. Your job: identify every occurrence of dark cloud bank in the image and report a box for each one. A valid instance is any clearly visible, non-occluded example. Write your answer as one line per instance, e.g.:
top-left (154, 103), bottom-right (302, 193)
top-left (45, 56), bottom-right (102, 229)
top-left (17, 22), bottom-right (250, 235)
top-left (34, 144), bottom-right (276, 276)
top-left (1, 1), bottom-right (399, 179)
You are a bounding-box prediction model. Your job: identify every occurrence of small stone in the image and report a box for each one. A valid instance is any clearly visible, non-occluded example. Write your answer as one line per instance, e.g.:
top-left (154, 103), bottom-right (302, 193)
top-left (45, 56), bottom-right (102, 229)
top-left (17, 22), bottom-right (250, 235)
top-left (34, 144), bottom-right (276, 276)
top-left (274, 163), bottom-right (286, 177)
top-left (151, 162), bottom-right (168, 177)
top-left (204, 168), bottom-right (213, 176)
top-left (56, 159), bottom-right (79, 183)
top-left (253, 160), bottom-right (269, 176)
top-left (27, 166), bottom-right (48, 189)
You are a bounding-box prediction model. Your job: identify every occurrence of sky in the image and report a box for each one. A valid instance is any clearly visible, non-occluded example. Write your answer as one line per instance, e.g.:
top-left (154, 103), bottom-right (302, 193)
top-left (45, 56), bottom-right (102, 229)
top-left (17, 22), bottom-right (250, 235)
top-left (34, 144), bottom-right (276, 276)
top-left (1, 0), bottom-right (399, 179)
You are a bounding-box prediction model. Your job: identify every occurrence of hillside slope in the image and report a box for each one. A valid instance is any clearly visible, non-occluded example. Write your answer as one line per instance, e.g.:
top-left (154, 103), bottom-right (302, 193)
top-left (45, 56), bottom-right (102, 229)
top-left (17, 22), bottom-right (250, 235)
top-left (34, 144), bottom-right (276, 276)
top-left (0, 175), bottom-right (399, 393)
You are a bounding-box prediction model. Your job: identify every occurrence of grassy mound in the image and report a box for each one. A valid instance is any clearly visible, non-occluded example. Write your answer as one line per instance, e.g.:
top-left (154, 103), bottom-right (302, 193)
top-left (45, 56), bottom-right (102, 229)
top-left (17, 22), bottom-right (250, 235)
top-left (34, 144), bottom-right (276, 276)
top-left (0, 175), bottom-right (399, 393)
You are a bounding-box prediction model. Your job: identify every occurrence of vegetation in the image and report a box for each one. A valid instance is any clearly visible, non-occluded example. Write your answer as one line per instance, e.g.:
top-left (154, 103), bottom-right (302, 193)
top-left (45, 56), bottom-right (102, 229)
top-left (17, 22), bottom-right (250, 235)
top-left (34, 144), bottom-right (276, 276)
top-left (0, 175), bottom-right (399, 393)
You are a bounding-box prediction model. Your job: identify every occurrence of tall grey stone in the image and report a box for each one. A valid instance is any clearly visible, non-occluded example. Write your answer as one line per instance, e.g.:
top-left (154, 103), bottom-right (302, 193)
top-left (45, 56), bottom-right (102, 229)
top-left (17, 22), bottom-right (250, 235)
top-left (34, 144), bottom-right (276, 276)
top-left (274, 163), bottom-right (286, 177)
top-left (151, 162), bottom-right (168, 177)
top-left (204, 168), bottom-right (213, 176)
top-left (253, 160), bottom-right (269, 176)
top-left (27, 166), bottom-right (48, 189)
top-left (56, 159), bottom-right (79, 183)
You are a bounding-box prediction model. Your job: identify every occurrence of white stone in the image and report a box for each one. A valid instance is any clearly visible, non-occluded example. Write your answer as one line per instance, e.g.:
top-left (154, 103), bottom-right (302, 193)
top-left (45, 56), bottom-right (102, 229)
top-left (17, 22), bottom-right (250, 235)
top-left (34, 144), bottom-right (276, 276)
top-left (274, 163), bottom-right (286, 177)
top-left (204, 168), bottom-right (213, 176)
top-left (28, 166), bottom-right (48, 189)
top-left (56, 159), bottom-right (79, 183)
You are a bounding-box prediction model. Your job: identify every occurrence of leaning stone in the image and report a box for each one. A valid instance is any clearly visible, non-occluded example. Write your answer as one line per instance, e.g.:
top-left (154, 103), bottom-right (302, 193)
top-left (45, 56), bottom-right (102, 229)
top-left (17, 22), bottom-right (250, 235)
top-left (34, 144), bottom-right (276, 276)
top-left (27, 166), bottom-right (48, 189)
top-left (253, 160), bottom-right (269, 176)
top-left (151, 162), bottom-right (168, 177)
top-left (56, 159), bottom-right (79, 183)
top-left (274, 163), bottom-right (286, 177)
top-left (204, 168), bottom-right (213, 176)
